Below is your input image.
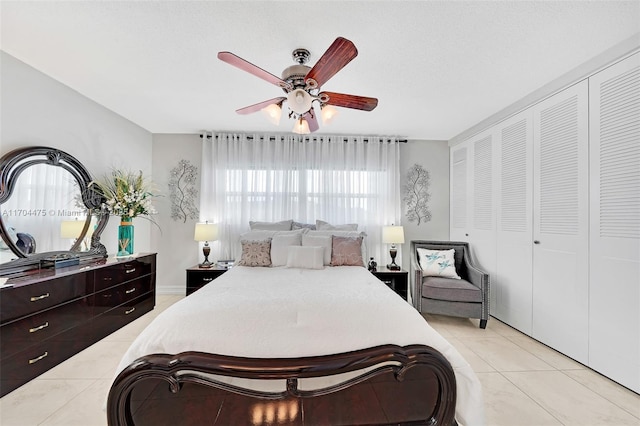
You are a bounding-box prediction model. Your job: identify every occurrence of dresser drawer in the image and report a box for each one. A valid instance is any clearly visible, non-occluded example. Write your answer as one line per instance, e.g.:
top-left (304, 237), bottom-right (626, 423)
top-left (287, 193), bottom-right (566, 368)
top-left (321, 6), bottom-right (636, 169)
top-left (93, 292), bottom-right (155, 341)
top-left (0, 324), bottom-right (93, 397)
top-left (0, 272), bottom-right (91, 323)
top-left (0, 298), bottom-right (92, 360)
top-left (91, 275), bottom-right (153, 314)
top-left (94, 258), bottom-right (153, 292)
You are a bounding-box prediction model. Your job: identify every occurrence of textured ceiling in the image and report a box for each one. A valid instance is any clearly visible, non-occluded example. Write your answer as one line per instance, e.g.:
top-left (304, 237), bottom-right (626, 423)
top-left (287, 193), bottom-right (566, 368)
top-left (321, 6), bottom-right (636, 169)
top-left (1, 1), bottom-right (639, 140)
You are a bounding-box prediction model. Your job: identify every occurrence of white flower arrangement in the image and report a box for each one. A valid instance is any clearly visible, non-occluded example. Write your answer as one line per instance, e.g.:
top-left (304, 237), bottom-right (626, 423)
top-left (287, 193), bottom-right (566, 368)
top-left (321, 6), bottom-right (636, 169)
top-left (91, 169), bottom-right (158, 220)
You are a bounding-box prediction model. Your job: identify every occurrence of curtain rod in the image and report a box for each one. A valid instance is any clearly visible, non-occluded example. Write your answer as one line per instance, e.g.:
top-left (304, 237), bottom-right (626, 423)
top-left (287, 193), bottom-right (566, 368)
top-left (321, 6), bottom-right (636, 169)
top-left (199, 134), bottom-right (407, 143)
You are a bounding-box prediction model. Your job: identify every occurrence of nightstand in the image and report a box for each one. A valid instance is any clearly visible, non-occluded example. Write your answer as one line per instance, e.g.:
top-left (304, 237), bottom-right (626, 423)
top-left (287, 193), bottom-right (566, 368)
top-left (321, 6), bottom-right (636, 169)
top-left (186, 265), bottom-right (229, 295)
top-left (371, 267), bottom-right (409, 300)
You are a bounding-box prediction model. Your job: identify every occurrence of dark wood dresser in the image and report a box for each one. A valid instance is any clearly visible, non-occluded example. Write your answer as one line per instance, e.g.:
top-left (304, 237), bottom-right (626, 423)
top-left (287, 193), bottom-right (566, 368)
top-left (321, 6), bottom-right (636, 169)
top-left (0, 253), bottom-right (156, 397)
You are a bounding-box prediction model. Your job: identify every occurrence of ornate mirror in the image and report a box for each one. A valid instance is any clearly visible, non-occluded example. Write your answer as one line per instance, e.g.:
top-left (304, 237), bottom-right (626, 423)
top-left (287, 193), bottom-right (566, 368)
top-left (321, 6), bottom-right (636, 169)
top-left (0, 146), bottom-right (108, 273)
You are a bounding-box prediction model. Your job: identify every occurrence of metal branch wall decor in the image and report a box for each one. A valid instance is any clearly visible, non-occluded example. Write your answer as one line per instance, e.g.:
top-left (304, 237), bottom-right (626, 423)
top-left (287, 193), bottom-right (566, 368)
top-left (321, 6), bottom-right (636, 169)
top-left (168, 160), bottom-right (199, 223)
top-left (403, 163), bottom-right (432, 225)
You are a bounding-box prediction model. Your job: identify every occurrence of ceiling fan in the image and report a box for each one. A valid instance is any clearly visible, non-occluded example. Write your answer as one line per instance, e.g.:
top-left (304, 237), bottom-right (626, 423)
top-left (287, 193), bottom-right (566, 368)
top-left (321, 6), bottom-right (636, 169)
top-left (217, 37), bottom-right (378, 134)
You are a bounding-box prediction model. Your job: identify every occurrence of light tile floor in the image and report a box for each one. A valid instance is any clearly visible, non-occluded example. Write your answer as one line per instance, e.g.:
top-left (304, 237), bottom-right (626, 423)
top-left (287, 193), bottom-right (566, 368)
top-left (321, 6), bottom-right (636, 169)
top-left (1, 295), bottom-right (638, 425)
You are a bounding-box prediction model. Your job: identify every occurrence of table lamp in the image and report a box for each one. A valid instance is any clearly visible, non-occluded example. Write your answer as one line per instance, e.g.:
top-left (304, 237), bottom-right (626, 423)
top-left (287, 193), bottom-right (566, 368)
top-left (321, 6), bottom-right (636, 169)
top-left (382, 225), bottom-right (404, 270)
top-left (194, 222), bottom-right (218, 268)
top-left (60, 219), bottom-right (85, 240)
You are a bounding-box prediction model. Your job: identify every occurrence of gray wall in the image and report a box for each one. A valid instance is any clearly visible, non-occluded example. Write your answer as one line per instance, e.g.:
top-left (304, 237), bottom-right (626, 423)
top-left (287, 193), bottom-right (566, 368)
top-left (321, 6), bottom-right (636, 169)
top-left (398, 140), bottom-right (450, 271)
top-left (0, 51), bottom-right (154, 257)
top-left (151, 134), bottom-right (203, 293)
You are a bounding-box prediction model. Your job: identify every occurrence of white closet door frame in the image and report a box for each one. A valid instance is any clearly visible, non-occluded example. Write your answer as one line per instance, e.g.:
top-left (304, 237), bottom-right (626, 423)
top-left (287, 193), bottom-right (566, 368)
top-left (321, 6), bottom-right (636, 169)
top-left (495, 110), bottom-right (534, 334)
top-left (468, 129), bottom-right (497, 314)
top-left (450, 132), bottom-right (497, 315)
top-left (532, 79), bottom-right (590, 364)
top-left (450, 143), bottom-right (469, 242)
top-left (588, 52), bottom-right (640, 393)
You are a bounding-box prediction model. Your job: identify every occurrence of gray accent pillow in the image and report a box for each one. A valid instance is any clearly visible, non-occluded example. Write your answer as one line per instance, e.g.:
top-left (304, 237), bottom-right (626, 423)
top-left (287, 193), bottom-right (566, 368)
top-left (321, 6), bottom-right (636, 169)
top-left (249, 220), bottom-right (293, 231)
top-left (316, 220), bottom-right (358, 231)
top-left (292, 221), bottom-right (316, 230)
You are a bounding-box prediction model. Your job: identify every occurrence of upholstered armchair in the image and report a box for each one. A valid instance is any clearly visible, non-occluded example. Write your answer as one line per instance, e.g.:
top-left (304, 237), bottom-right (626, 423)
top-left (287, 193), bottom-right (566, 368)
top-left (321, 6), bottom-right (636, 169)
top-left (16, 232), bottom-right (36, 254)
top-left (411, 240), bottom-right (489, 329)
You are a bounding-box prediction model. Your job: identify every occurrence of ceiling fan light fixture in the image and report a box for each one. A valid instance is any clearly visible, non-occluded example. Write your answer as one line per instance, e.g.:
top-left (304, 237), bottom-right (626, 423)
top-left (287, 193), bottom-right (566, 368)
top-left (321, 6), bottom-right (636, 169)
top-left (218, 37), bottom-right (378, 135)
top-left (320, 104), bottom-right (338, 125)
top-left (262, 103), bottom-right (282, 125)
top-left (292, 118), bottom-right (310, 135)
top-left (287, 89), bottom-right (313, 115)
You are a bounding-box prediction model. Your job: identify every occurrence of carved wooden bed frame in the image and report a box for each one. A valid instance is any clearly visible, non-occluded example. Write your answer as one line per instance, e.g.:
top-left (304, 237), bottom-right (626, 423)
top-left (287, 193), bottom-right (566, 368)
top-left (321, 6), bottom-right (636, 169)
top-left (107, 344), bottom-right (457, 425)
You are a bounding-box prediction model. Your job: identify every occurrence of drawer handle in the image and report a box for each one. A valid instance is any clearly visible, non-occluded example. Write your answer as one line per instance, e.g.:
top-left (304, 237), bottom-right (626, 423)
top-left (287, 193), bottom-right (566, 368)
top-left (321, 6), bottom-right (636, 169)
top-left (125, 268), bottom-right (136, 274)
top-left (103, 277), bottom-right (113, 281)
top-left (29, 322), bottom-right (49, 333)
top-left (125, 288), bottom-right (136, 294)
top-left (30, 293), bottom-right (50, 302)
top-left (125, 307), bottom-right (135, 315)
top-left (203, 278), bottom-right (213, 282)
top-left (28, 352), bottom-right (48, 364)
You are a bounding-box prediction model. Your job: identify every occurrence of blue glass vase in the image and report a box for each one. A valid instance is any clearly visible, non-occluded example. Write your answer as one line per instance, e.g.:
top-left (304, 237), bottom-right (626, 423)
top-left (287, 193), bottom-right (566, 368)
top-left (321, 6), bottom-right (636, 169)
top-left (117, 217), bottom-right (134, 256)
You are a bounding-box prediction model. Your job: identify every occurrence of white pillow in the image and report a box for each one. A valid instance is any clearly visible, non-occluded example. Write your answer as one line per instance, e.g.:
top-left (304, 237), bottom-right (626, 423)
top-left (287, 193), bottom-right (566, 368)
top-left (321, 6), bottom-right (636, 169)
top-left (301, 234), bottom-right (332, 265)
top-left (286, 246), bottom-right (324, 270)
top-left (249, 220), bottom-right (293, 230)
top-left (417, 248), bottom-right (461, 279)
top-left (315, 220), bottom-right (358, 231)
top-left (238, 229), bottom-right (304, 260)
top-left (270, 232), bottom-right (302, 266)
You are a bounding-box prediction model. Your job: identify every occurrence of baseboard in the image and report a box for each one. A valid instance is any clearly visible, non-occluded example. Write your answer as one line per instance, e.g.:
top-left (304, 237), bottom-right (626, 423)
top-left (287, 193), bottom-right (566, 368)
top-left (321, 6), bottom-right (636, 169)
top-left (156, 286), bottom-right (185, 295)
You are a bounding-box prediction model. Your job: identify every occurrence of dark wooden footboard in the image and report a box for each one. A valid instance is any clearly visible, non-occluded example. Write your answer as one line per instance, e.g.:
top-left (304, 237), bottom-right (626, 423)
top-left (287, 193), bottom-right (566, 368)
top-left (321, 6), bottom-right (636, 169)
top-left (107, 344), bottom-right (457, 426)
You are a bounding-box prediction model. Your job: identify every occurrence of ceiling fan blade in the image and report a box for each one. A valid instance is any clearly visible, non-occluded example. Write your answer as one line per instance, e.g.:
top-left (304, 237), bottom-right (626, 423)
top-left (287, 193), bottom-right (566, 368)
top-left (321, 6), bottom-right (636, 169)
top-left (321, 92), bottom-right (378, 111)
top-left (303, 109), bottom-right (319, 132)
top-left (236, 97), bottom-right (286, 115)
top-left (218, 52), bottom-right (293, 90)
top-left (305, 37), bottom-right (358, 88)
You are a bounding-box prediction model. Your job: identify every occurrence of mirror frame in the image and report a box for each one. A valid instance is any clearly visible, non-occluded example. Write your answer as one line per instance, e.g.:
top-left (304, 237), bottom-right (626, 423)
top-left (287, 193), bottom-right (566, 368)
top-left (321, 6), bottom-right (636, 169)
top-left (0, 146), bottom-right (109, 273)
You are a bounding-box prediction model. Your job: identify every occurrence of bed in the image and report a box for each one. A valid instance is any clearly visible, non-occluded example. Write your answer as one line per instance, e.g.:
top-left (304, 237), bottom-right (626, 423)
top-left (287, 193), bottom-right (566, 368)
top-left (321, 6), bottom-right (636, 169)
top-left (107, 265), bottom-right (484, 425)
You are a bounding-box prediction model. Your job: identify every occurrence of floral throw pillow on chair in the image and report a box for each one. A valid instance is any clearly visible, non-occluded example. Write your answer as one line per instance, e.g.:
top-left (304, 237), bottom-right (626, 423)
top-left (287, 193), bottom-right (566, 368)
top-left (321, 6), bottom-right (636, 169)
top-left (416, 248), bottom-right (461, 279)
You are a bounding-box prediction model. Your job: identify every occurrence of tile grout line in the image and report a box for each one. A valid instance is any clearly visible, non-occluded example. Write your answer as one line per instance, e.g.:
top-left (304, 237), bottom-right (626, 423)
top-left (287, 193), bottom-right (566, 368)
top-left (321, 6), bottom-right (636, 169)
top-left (34, 378), bottom-right (100, 426)
top-left (445, 322), bottom-right (567, 425)
top-left (496, 328), bottom-right (640, 422)
top-left (497, 370), bottom-right (567, 426)
top-left (556, 369), bottom-right (640, 421)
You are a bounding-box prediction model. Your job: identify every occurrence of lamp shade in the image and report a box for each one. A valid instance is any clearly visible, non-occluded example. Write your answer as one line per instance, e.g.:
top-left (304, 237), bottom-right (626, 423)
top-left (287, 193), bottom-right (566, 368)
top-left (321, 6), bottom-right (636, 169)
top-left (287, 89), bottom-right (313, 115)
top-left (320, 105), bottom-right (338, 125)
top-left (262, 103), bottom-right (282, 126)
top-left (292, 118), bottom-right (310, 135)
top-left (382, 225), bottom-right (405, 244)
top-left (194, 222), bottom-right (218, 242)
top-left (60, 219), bottom-right (85, 239)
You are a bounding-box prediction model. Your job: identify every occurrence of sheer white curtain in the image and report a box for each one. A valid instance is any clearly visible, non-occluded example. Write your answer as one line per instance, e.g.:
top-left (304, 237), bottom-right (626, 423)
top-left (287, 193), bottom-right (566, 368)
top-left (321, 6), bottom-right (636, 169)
top-left (1, 164), bottom-right (82, 253)
top-left (199, 132), bottom-right (402, 264)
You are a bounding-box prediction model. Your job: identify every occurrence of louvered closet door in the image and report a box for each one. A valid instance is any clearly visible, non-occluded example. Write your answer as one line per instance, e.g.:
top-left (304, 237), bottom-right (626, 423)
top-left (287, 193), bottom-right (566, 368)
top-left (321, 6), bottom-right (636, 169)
top-left (532, 80), bottom-right (589, 364)
top-left (450, 143), bottom-right (469, 242)
top-left (495, 110), bottom-right (534, 334)
top-left (469, 130), bottom-right (497, 314)
top-left (451, 133), bottom-right (497, 313)
top-left (588, 52), bottom-right (640, 393)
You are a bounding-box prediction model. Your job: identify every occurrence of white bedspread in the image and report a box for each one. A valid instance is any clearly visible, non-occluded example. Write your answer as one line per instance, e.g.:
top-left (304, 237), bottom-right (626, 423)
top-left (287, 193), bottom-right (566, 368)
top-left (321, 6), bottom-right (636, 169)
top-left (113, 266), bottom-right (485, 425)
